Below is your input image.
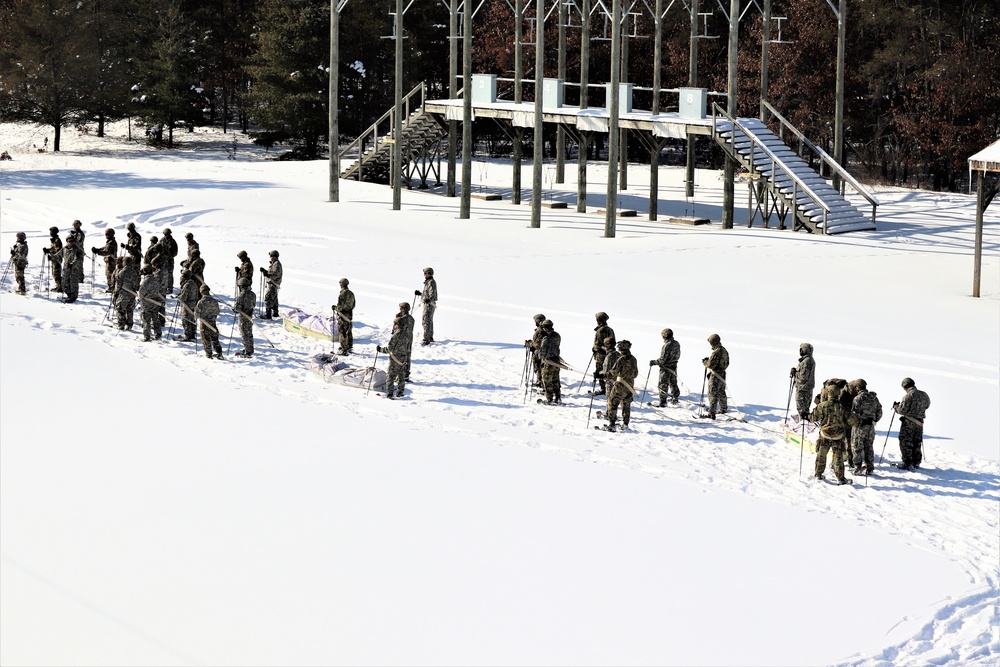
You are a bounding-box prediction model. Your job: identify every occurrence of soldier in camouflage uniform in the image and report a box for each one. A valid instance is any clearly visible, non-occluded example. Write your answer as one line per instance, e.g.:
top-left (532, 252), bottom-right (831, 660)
top-left (125, 222), bottom-right (142, 267)
top-left (334, 278), bottom-right (355, 354)
top-left (183, 232), bottom-right (199, 260)
top-left (379, 302), bottom-right (414, 398)
top-left (650, 328), bottom-right (681, 406)
top-left (790, 343), bottom-right (815, 418)
top-left (160, 228), bottom-right (178, 294)
top-left (43, 227), bottom-right (63, 292)
top-left (809, 384), bottom-right (851, 484)
top-left (9, 232), bottom-right (29, 294)
top-left (893, 378), bottom-right (931, 470)
top-left (415, 267), bottom-right (437, 345)
top-left (538, 319), bottom-right (562, 404)
top-left (597, 336), bottom-right (618, 386)
top-left (91, 228), bottom-right (118, 293)
top-left (592, 312), bottom-right (615, 396)
top-left (848, 379), bottom-right (882, 475)
top-left (702, 333), bottom-right (730, 419)
top-left (68, 221), bottom-right (86, 286)
top-left (604, 340), bottom-right (639, 431)
top-left (143, 236), bottom-right (161, 271)
top-left (113, 256), bottom-right (139, 330)
top-left (186, 249), bottom-right (206, 287)
top-left (259, 250), bottom-right (282, 319)
top-left (177, 269), bottom-right (200, 340)
top-left (59, 237), bottom-right (84, 303)
top-left (195, 284), bottom-right (223, 359)
top-left (234, 276), bottom-right (256, 357)
top-left (151, 256), bottom-right (169, 330)
top-left (526, 313), bottom-right (546, 387)
top-left (138, 265), bottom-right (165, 341)
top-left (235, 250), bottom-right (253, 290)
top-left (397, 301), bottom-right (415, 381)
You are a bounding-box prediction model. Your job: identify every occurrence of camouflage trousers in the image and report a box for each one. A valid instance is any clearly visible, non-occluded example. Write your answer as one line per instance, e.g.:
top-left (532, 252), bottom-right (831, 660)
top-left (64, 276), bottom-right (80, 302)
top-left (337, 314), bottom-right (353, 352)
top-left (239, 316), bottom-right (254, 355)
top-left (541, 364), bottom-right (561, 401)
top-left (532, 353), bottom-right (543, 385)
top-left (14, 263), bottom-right (26, 293)
top-left (141, 307), bottom-right (161, 340)
top-left (898, 418), bottom-right (924, 467)
top-left (850, 422), bottom-right (877, 470)
top-left (606, 385), bottom-right (634, 426)
top-left (264, 284), bottom-right (279, 315)
top-left (658, 365), bottom-right (679, 402)
top-left (422, 304), bottom-right (435, 343)
top-left (707, 371), bottom-right (727, 414)
top-left (795, 387), bottom-right (814, 418)
top-left (50, 259), bottom-right (62, 291)
top-left (115, 294), bottom-right (135, 328)
top-left (814, 437), bottom-right (847, 480)
top-left (163, 259), bottom-right (174, 294)
top-left (181, 301), bottom-right (198, 339)
top-left (200, 322), bottom-right (222, 358)
top-left (594, 351), bottom-right (608, 394)
top-left (386, 352), bottom-right (409, 396)
top-left (104, 261), bottom-right (115, 292)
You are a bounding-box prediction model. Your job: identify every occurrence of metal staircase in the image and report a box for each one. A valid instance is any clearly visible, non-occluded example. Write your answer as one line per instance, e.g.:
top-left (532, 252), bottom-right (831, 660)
top-left (712, 101), bottom-right (878, 234)
top-left (339, 82), bottom-right (448, 188)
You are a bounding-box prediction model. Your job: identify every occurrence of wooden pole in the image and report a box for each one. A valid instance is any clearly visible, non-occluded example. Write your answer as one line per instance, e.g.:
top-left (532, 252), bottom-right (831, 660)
top-left (460, 0), bottom-right (472, 219)
top-left (685, 0), bottom-right (698, 199)
top-left (447, 0), bottom-right (458, 197)
top-left (722, 0), bottom-right (738, 230)
top-left (605, 0), bottom-right (621, 238)
top-left (392, 0), bottom-right (403, 211)
top-left (530, 0), bottom-right (545, 228)
top-left (577, 0), bottom-right (591, 213)
top-left (328, 0), bottom-right (340, 203)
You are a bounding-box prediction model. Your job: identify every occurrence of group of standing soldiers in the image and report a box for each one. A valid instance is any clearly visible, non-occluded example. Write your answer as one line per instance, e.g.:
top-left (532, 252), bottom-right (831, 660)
top-left (792, 343), bottom-right (932, 483)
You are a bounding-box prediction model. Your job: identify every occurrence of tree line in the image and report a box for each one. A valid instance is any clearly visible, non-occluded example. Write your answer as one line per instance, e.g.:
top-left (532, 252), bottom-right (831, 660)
top-left (1, 0), bottom-right (996, 190)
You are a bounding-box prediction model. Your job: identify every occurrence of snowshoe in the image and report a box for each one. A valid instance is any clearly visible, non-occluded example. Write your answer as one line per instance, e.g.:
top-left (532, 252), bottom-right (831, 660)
top-left (594, 423), bottom-right (617, 432)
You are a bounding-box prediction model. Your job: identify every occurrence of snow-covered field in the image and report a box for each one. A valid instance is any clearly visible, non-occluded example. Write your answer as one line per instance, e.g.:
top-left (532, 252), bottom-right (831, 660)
top-left (1, 122), bottom-right (998, 666)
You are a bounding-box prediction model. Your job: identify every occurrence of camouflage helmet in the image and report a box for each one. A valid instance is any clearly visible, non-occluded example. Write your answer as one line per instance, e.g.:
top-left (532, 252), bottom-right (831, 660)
top-left (339, 278), bottom-right (349, 287)
top-left (127, 222), bottom-right (136, 230)
top-left (49, 226), bottom-right (59, 235)
top-left (533, 313), bottom-right (546, 324)
top-left (603, 336), bottom-right (616, 347)
top-left (269, 250), bottom-right (279, 258)
top-left (181, 269), bottom-right (192, 279)
top-left (16, 231), bottom-right (26, 240)
top-left (237, 250), bottom-right (247, 260)
top-left (799, 342), bottom-right (813, 356)
top-left (139, 265), bottom-right (152, 275)
top-left (901, 377), bottom-right (915, 390)
top-left (72, 219), bottom-right (82, 228)
top-left (200, 284), bottom-right (211, 294)
top-left (149, 235), bottom-right (159, 245)
top-left (661, 328), bottom-right (673, 339)
top-left (185, 232), bottom-right (194, 240)
top-left (398, 301), bottom-right (410, 311)
top-left (849, 378), bottom-right (867, 392)
top-left (595, 311), bottom-right (609, 323)
top-left (707, 333), bottom-right (721, 345)
top-left (238, 276), bottom-right (251, 288)
top-left (123, 255), bottom-right (134, 265)
top-left (423, 267), bottom-right (434, 276)
top-left (617, 339), bottom-right (632, 350)
top-left (105, 228), bottom-right (115, 237)
top-left (162, 228), bottom-right (172, 235)
top-left (541, 319), bottom-right (553, 328)
top-left (191, 249), bottom-right (200, 257)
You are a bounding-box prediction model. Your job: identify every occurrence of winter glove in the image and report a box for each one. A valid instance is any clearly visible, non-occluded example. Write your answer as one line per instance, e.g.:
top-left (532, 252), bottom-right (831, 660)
top-left (594, 371), bottom-right (603, 379)
top-left (377, 345), bottom-right (386, 353)
top-left (524, 339), bottom-right (531, 348)
top-left (414, 290), bottom-right (421, 296)
top-left (92, 247), bottom-right (98, 253)
top-left (9, 248), bottom-right (14, 257)
top-left (42, 247), bottom-right (49, 255)
top-left (259, 267), bottom-right (266, 274)
top-left (234, 266), bottom-right (240, 273)
top-left (790, 367), bottom-right (796, 378)
top-left (702, 357), bottom-right (709, 366)
top-left (650, 360), bottom-right (657, 367)
top-left (893, 401), bottom-right (900, 410)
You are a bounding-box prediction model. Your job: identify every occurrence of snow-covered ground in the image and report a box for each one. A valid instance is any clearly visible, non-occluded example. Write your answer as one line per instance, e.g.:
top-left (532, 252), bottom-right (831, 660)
top-left (1, 122), bottom-right (998, 666)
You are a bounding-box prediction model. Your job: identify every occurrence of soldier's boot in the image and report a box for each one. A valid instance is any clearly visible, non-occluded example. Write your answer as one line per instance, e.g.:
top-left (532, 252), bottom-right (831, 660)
top-left (657, 398), bottom-right (667, 407)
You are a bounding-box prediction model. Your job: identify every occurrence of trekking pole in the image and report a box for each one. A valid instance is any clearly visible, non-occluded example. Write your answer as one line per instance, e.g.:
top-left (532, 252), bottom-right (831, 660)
top-left (0, 259), bottom-right (11, 291)
top-left (167, 298), bottom-right (181, 338)
top-left (784, 374), bottom-right (794, 422)
top-left (257, 274), bottom-right (264, 318)
top-left (218, 301), bottom-right (275, 348)
top-left (878, 412), bottom-right (895, 465)
top-left (523, 359), bottom-right (535, 404)
top-left (638, 365), bottom-right (653, 405)
top-left (697, 369), bottom-right (708, 417)
top-left (519, 345), bottom-right (530, 388)
top-left (101, 298), bottom-right (114, 326)
top-left (366, 347), bottom-right (380, 396)
top-left (226, 311), bottom-right (238, 355)
top-left (36, 252), bottom-right (45, 291)
top-left (799, 419), bottom-right (806, 476)
top-left (91, 254), bottom-right (95, 295)
top-left (574, 353), bottom-right (594, 393)
top-left (586, 376), bottom-right (598, 428)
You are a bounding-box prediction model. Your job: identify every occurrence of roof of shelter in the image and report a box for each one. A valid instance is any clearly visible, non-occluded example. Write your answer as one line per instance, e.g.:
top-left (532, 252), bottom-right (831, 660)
top-left (968, 138), bottom-right (1000, 173)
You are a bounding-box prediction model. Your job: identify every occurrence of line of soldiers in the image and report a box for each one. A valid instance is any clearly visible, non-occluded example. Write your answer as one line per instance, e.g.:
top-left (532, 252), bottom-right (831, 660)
top-left (793, 343), bottom-right (932, 482)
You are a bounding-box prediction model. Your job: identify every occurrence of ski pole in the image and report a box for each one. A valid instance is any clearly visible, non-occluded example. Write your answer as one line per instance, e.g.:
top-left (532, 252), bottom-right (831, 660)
top-left (575, 353), bottom-right (594, 393)
top-left (258, 273), bottom-right (264, 318)
top-left (366, 347), bottom-right (380, 396)
top-left (0, 259), bottom-right (11, 291)
top-left (638, 365), bottom-right (653, 405)
top-left (878, 412), bottom-right (895, 465)
top-left (784, 374), bottom-right (794, 422)
top-left (101, 298), bottom-right (114, 326)
top-left (586, 376), bottom-right (598, 429)
top-left (799, 419), bottom-right (806, 476)
top-left (524, 357), bottom-right (535, 404)
top-left (219, 301), bottom-right (275, 348)
top-left (167, 298), bottom-right (181, 338)
top-left (519, 345), bottom-right (530, 388)
top-left (36, 252), bottom-right (45, 291)
top-left (91, 254), bottom-right (95, 295)
top-left (697, 369), bottom-right (707, 417)
top-left (226, 312), bottom-right (237, 355)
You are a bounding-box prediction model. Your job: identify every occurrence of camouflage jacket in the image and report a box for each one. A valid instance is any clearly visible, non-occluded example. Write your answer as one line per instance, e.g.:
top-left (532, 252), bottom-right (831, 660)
top-left (237, 258), bottom-right (254, 283)
top-left (810, 399), bottom-right (847, 440)
top-left (195, 295), bottom-right (220, 325)
top-left (386, 319), bottom-right (411, 360)
top-left (11, 241), bottom-right (28, 268)
top-left (795, 354), bottom-right (815, 391)
top-left (143, 241), bottom-right (162, 267)
top-left (138, 273), bottom-right (165, 309)
top-left (68, 228), bottom-right (85, 248)
top-left (60, 245), bottom-right (82, 275)
top-left (234, 288), bottom-right (256, 316)
top-left (126, 229), bottom-right (142, 254)
top-left (187, 256), bottom-right (205, 280)
top-left (593, 324), bottom-right (615, 353)
top-left (896, 387), bottom-right (931, 422)
top-left (655, 339), bottom-right (681, 367)
top-left (93, 237), bottom-right (118, 263)
top-left (530, 325), bottom-right (545, 354)
top-left (420, 277), bottom-right (438, 304)
top-left (115, 264), bottom-right (139, 298)
top-left (609, 352), bottom-right (639, 392)
top-left (160, 235), bottom-right (178, 259)
top-left (185, 240), bottom-right (199, 258)
top-left (336, 288), bottom-right (355, 317)
top-left (178, 277), bottom-right (200, 304)
top-left (263, 259), bottom-right (283, 287)
top-left (602, 349), bottom-right (620, 377)
top-left (397, 312), bottom-right (415, 346)
top-left (539, 330), bottom-right (561, 361)
top-left (47, 234), bottom-right (63, 259)
top-left (850, 390), bottom-right (883, 426)
top-left (706, 344), bottom-right (730, 373)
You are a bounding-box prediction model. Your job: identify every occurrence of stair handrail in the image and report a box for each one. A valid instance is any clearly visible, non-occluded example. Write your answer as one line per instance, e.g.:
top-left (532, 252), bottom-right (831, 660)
top-left (712, 102), bottom-right (831, 230)
top-left (762, 99), bottom-right (880, 214)
top-left (339, 82), bottom-right (428, 169)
